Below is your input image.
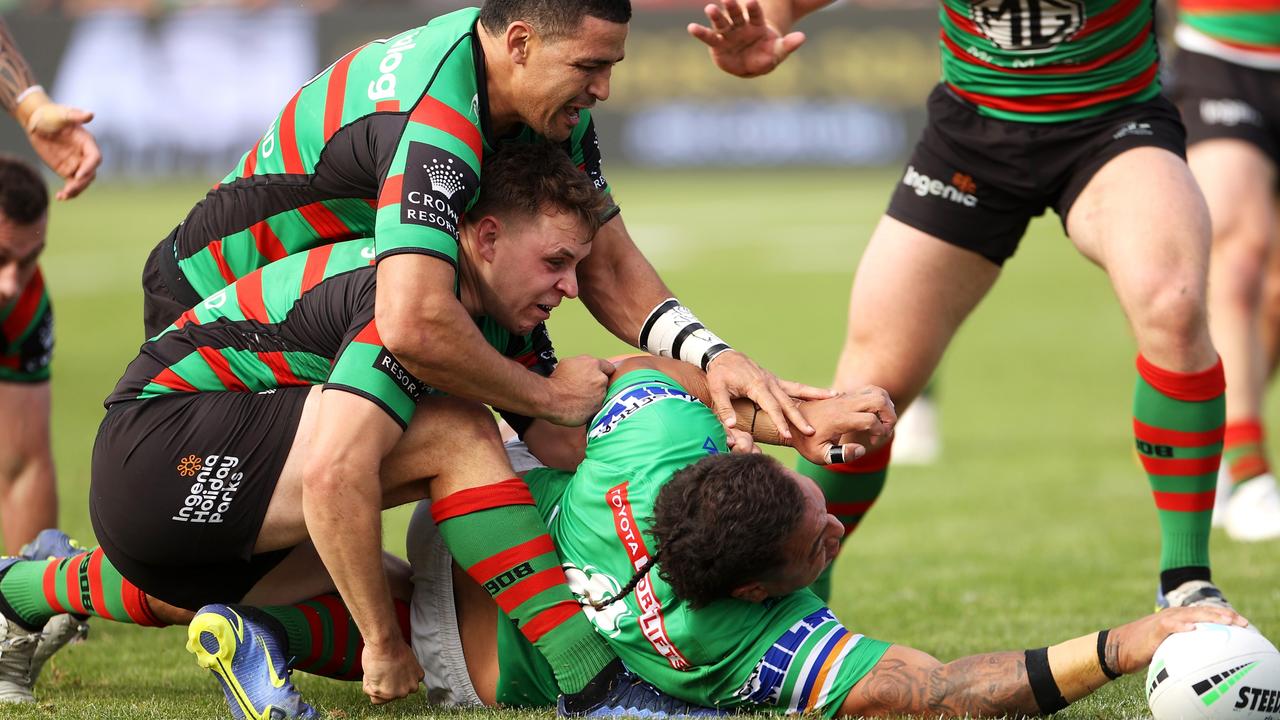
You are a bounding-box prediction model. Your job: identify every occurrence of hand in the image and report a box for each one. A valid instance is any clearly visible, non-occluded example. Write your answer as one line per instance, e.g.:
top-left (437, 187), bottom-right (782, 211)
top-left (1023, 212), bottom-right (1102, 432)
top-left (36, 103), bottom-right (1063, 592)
top-left (706, 350), bottom-right (831, 441)
top-left (687, 0), bottom-right (807, 78)
top-left (792, 386), bottom-right (896, 465)
top-left (361, 639), bottom-right (423, 705)
top-left (544, 355), bottom-right (614, 427)
top-left (1108, 607), bottom-right (1250, 675)
top-left (25, 103), bottom-right (100, 200)
top-left (726, 425), bottom-right (759, 454)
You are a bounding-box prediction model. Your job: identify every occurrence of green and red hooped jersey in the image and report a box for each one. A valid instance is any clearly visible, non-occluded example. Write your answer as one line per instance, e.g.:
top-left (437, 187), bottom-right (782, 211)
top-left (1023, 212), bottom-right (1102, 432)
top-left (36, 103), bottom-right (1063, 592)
top-left (1176, 0), bottom-right (1280, 69)
top-left (171, 7), bottom-right (610, 301)
top-left (939, 0), bottom-right (1162, 122)
top-left (107, 238), bottom-right (557, 429)
top-left (0, 267), bottom-right (53, 384)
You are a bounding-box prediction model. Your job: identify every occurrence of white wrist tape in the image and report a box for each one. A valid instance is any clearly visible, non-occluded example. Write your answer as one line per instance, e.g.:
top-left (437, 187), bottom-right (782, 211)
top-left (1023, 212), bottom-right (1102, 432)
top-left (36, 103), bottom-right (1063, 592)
top-left (14, 85), bottom-right (44, 106)
top-left (639, 299), bottom-right (732, 371)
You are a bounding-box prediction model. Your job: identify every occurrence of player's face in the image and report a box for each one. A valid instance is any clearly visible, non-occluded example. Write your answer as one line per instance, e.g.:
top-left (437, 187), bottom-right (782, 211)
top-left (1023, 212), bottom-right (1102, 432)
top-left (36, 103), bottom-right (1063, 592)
top-left (517, 17), bottom-right (626, 142)
top-left (0, 213), bottom-right (45, 307)
top-left (770, 469), bottom-right (845, 596)
top-left (482, 208), bottom-right (593, 335)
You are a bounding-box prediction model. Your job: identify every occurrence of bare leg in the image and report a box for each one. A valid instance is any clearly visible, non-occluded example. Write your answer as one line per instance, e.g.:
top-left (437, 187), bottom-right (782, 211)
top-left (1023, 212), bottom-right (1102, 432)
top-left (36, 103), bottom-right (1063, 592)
top-left (0, 383), bottom-right (57, 553)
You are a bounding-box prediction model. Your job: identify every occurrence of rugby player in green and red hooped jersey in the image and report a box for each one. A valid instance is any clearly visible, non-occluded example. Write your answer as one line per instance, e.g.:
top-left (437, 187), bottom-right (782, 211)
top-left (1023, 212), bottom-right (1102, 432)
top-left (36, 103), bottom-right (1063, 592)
top-left (1170, 5), bottom-right (1280, 541)
top-left (691, 0), bottom-right (1239, 612)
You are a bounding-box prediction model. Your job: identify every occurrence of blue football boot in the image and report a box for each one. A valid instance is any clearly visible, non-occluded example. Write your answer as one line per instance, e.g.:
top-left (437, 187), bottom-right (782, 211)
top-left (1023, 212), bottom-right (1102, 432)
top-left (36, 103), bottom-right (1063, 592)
top-left (16, 530), bottom-right (90, 683)
top-left (558, 659), bottom-right (727, 717)
top-left (18, 529), bottom-right (83, 561)
top-left (187, 604), bottom-right (317, 720)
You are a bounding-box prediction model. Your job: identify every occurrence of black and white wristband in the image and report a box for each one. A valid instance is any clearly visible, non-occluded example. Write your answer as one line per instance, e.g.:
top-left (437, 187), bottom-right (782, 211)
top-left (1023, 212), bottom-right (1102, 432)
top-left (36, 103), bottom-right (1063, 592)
top-left (639, 298), bottom-right (732, 371)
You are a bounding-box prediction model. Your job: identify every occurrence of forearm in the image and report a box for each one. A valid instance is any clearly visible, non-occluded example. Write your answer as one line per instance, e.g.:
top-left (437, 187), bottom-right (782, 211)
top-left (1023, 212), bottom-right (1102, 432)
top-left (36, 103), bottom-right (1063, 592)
top-left (0, 20), bottom-right (39, 118)
top-left (578, 215), bottom-right (673, 345)
top-left (758, 0), bottom-right (836, 33)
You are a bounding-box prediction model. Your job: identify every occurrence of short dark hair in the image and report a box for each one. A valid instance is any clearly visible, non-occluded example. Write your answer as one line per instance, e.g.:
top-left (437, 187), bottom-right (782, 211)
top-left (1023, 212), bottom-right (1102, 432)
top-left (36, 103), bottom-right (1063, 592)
top-left (0, 155), bottom-right (48, 225)
top-left (470, 142), bottom-right (609, 237)
top-left (649, 453), bottom-right (804, 608)
top-left (479, 0), bottom-right (631, 39)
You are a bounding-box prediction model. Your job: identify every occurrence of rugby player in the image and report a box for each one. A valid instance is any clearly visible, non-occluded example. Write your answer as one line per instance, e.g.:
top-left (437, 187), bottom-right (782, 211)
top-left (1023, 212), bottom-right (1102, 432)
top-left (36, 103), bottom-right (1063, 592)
top-left (0, 144), bottom-right (705, 717)
top-left (139, 0), bottom-right (820, 447)
top-left (1170, 8), bottom-right (1280, 541)
top-left (193, 355), bottom-right (1245, 718)
top-left (1, 19), bottom-right (100, 200)
top-left (691, 0), bottom-right (1237, 608)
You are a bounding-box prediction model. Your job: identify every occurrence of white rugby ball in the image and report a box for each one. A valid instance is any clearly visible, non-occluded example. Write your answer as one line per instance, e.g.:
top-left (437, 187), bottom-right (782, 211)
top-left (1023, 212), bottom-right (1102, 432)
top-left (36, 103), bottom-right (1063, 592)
top-left (1147, 623), bottom-right (1280, 720)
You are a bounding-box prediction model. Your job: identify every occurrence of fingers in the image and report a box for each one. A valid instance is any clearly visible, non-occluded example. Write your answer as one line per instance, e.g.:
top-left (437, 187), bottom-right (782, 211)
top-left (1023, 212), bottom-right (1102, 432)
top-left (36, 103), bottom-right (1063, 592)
top-left (597, 357), bottom-right (616, 376)
top-left (823, 442), bottom-right (865, 465)
top-left (708, 376), bottom-right (737, 430)
top-left (64, 107), bottom-right (94, 124)
top-left (778, 30), bottom-right (807, 59)
top-left (687, 21), bottom-right (720, 46)
top-left (777, 379), bottom-right (838, 400)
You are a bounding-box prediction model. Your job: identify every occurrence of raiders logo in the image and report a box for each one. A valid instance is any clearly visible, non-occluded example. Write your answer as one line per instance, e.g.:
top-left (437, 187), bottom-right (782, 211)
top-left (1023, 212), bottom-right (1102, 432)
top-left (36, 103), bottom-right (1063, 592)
top-left (969, 0), bottom-right (1084, 53)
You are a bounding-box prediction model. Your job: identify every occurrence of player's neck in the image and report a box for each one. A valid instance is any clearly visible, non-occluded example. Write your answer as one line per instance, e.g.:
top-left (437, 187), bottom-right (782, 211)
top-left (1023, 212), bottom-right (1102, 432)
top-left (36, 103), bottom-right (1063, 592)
top-left (476, 26), bottom-right (522, 137)
top-left (455, 237), bottom-right (485, 320)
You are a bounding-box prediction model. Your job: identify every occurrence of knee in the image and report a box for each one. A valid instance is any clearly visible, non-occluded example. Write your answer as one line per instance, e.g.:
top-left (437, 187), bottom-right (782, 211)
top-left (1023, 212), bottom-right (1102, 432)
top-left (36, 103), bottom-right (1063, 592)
top-left (1132, 271), bottom-right (1211, 350)
top-left (1211, 230), bottom-right (1270, 308)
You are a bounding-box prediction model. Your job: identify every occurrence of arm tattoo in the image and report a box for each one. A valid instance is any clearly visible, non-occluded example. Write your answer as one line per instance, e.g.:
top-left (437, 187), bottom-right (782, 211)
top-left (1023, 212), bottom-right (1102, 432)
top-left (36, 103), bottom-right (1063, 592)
top-left (0, 20), bottom-right (38, 115)
top-left (858, 653), bottom-right (1042, 717)
top-left (1105, 633), bottom-right (1122, 677)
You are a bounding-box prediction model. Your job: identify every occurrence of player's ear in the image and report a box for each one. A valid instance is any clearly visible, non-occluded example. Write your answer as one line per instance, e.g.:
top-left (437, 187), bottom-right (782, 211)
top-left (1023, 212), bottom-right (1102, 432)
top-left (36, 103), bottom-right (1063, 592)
top-left (507, 21), bottom-right (533, 64)
top-left (475, 215), bottom-right (502, 263)
top-left (730, 582), bottom-right (769, 604)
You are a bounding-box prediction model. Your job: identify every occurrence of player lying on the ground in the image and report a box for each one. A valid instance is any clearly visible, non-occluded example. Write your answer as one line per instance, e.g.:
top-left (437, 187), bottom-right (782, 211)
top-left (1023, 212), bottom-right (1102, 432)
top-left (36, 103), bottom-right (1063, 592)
top-left (0, 143), bottom-right (716, 717)
top-left (178, 356), bottom-right (1246, 718)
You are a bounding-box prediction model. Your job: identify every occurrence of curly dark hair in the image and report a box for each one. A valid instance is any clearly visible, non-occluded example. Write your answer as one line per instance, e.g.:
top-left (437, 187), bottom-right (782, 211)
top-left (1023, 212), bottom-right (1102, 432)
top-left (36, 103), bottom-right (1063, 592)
top-left (470, 142), bottom-right (609, 237)
top-left (480, 0), bottom-right (631, 40)
top-left (0, 155), bottom-right (48, 225)
top-left (648, 453), bottom-right (805, 608)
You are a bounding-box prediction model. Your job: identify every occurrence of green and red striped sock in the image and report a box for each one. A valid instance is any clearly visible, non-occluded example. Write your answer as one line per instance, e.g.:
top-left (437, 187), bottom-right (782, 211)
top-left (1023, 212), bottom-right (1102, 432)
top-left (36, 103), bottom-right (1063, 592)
top-left (431, 479), bottom-right (614, 695)
top-left (1133, 355), bottom-right (1225, 589)
top-left (260, 594), bottom-right (410, 681)
top-left (1223, 419), bottom-right (1269, 486)
top-left (797, 441), bottom-right (892, 602)
top-left (0, 549), bottom-right (166, 630)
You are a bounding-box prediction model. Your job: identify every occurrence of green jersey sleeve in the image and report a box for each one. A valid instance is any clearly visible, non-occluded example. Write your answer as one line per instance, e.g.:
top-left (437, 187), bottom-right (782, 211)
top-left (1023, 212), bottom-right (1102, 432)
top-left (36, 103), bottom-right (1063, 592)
top-left (0, 267), bottom-right (52, 384)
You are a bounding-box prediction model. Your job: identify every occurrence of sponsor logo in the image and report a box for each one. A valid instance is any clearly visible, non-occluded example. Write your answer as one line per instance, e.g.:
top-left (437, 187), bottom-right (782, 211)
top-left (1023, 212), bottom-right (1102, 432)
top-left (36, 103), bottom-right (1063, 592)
top-left (565, 563), bottom-right (632, 638)
top-left (483, 562), bottom-right (535, 595)
top-left (1200, 99), bottom-right (1263, 128)
top-left (173, 454), bottom-right (244, 524)
top-left (607, 482), bottom-right (690, 670)
top-left (177, 454), bottom-right (203, 478)
top-left (970, 0), bottom-right (1084, 52)
top-left (738, 608), bottom-right (841, 706)
top-left (702, 437), bottom-right (720, 455)
top-left (1113, 121), bottom-right (1154, 140)
top-left (368, 32), bottom-right (420, 102)
top-left (260, 637), bottom-right (287, 688)
top-left (1194, 661), bottom-right (1257, 707)
top-left (902, 165), bottom-right (979, 207)
top-left (402, 142), bottom-right (478, 237)
top-left (374, 348), bottom-right (424, 402)
top-left (1136, 439), bottom-right (1174, 457)
top-left (1148, 663), bottom-right (1169, 695)
top-left (589, 384), bottom-right (700, 439)
top-left (470, 94), bottom-right (480, 121)
top-left (1236, 684), bottom-right (1280, 712)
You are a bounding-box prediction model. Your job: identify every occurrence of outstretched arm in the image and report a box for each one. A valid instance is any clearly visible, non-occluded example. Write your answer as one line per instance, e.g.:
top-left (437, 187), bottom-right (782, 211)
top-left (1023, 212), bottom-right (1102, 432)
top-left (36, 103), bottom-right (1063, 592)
top-left (687, 0), bottom-right (837, 78)
top-left (841, 606), bottom-right (1249, 718)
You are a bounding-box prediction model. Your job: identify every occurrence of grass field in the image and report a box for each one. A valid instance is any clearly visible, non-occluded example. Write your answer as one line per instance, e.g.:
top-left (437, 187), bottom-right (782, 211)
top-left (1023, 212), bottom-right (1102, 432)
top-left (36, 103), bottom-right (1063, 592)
top-left (8, 167), bottom-right (1278, 719)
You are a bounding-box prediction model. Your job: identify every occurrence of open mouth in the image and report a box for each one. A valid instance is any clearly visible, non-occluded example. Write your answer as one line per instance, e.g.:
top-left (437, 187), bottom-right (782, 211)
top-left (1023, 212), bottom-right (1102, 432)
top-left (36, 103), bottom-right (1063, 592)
top-left (537, 303), bottom-right (554, 315)
top-left (565, 107), bottom-right (581, 126)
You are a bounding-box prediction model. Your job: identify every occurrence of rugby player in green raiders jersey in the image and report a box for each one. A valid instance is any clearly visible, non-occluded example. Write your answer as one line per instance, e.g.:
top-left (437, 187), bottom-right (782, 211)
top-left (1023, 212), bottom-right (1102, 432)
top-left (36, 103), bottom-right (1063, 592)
top-left (0, 144), bottom-right (707, 716)
top-left (138, 0), bottom-right (821, 447)
top-left (1170, 2), bottom-right (1280, 542)
top-left (692, 0), bottom-right (1238, 611)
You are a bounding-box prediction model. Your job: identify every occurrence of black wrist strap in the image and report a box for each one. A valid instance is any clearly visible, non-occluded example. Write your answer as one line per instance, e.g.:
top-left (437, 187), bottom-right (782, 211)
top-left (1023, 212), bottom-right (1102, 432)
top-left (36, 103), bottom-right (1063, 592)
top-left (1025, 647), bottom-right (1069, 714)
top-left (1097, 629), bottom-right (1121, 680)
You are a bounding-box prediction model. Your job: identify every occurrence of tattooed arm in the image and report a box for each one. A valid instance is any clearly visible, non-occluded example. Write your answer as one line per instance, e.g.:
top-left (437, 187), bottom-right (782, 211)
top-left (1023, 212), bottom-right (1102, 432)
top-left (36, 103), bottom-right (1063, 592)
top-left (839, 606), bottom-right (1248, 718)
top-left (0, 19), bottom-right (100, 200)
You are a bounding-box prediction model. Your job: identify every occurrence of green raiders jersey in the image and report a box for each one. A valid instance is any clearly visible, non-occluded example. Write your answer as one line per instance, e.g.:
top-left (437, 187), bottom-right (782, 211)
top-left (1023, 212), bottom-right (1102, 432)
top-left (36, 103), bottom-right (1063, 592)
top-left (500, 369), bottom-right (890, 716)
top-left (0, 267), bottom-right (53, 383)
top-left (170, 7), bottom-right (611, 300)
top-left (108, 238), bottom-right (557, 429)
top-left (939, 0), bottom-right (1161, 121)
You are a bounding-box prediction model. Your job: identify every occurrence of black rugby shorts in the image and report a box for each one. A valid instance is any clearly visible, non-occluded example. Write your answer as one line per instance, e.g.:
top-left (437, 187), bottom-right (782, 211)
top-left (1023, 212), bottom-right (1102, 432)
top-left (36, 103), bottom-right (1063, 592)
top-left (1170, 50), bottom-right (1280, 169)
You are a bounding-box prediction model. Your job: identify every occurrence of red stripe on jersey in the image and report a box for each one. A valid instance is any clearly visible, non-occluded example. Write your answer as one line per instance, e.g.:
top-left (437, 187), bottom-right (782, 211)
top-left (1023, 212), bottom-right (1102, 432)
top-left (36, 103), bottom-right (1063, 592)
top-left (353, 319), bottom-right (381, 346)
top-left (237, 271), bottom-right (269, 323)
top-left (279, 91), bottom-right (305, 175)
top-left (946, 61), bottom-right (1157, 113)
top-left (1209, 35), bottom-right (1280, 54)
top-left (1, 268), bottom-right (43, 339)
top-left (323, 50), bottom-right (358, 141)
top-left (431, 479), bottom-right (536, 522)
top-left (300, 244), bottom-right (334, 294)
top-left (1133, 419), bottom-right (1224, 448)
top-left (940, 24), bottom-right (1150, 74)
top-left (206, 241), bottom-right (238, 286)
top-left (260, 351), bottom-right (303, 386)
top-left (1180, 0), bottom-right (1280, 11)
top-left (941, 3), bottom-right (980, 35)
top-left (242, 140), bottom-right (260, 177)
top-left (378, 174), bottom-right (404, 210)
top-left (64, 554), bottom-right (88, 614)
top-left (465, 536), bottom-right (558, 585)
top-left (196, 346), bottom-right (249, 392)
top-left (520, 601), bottom-right (581, 643)
top-left (827, 500), bottom-right (875, 517)
top-left (492, 566), bottom-right (568, 615)
top-left (42, 560), bottom-right (66, 614)
top-left (1152, 490), bottom-right (1217, 512)
top-left (86, 550), bottom-right (114, 621)
top-left (298, 201), bottom-right (357, 242)
top-left (173, 309), bottom-right (201, 330)
top-left (314, 594), bottom-right (352, 678)
top-left (409, 95), bottom-right (483, 162)
top-left (250, 220), bottom-right (287, 263)
top-left (152, 367), bottom-right (198, 393)
top-left (1073, 0), bottom-right (1145, 40)
top-left (514, 353), bottom-right (538, 368)
top-left (376, 100), bottom-right (400, 113)
top-left (1139, 454), bottom-right (1221, 477)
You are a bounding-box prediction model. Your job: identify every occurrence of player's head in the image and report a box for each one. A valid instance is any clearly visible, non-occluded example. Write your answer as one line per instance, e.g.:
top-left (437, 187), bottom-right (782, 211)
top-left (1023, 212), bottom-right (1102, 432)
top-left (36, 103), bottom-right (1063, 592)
top-left (0, 155), bottom-right (48, 307)
top-left (480, 0), bottom-right (630, 141)
top-left (649, 453), bottom-right (844, 608)
top-left (462, 142), bottom-right (608, 335)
